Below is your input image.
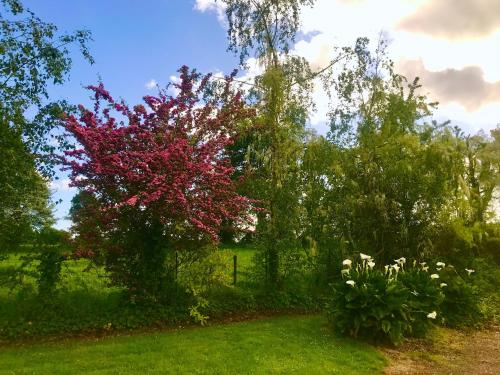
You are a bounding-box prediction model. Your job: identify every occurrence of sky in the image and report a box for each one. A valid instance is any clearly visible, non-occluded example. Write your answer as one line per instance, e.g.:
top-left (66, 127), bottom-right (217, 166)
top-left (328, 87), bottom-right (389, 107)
top-left (21, 0), bottom-right (500, 229)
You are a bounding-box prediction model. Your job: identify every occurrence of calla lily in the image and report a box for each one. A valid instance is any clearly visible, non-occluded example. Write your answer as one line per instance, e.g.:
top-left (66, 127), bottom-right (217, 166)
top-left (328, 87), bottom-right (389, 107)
top-left (465, 268), bottom-right (475, 276)
top-left (360, 253), bottom-right (371, 260)
top-left (430, 274), bottom-right (439, 279)
top-left (440, 283), bottom-right (447, 288)
top-left (427, 311), bottom-right (437, 319)
top-left (346, 280), bottom-right (356, 287)
top-left (436, 262), bottom-right (445, 267)
top-left (342, 259), bottom-right (352, 267)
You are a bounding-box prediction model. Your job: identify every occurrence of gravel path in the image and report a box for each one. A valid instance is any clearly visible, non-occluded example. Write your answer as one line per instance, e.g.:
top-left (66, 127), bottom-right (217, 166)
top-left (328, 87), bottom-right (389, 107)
top-left (383, 325), bottom-right (500, 374)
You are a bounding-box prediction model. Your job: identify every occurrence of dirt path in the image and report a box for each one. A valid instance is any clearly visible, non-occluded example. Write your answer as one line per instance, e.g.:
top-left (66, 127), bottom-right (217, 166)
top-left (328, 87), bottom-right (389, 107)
top-left (383, 325), bottom-right (500, 374)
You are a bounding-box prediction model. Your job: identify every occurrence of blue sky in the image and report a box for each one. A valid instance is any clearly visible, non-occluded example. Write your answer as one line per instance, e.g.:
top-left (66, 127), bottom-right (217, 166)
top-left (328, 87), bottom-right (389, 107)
top-left (23, 0), bottom-right (238, 229)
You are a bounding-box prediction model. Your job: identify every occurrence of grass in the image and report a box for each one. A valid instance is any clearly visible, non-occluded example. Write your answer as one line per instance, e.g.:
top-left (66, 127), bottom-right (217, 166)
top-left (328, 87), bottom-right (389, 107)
top-left (0, 315), bottom-right (386, 375)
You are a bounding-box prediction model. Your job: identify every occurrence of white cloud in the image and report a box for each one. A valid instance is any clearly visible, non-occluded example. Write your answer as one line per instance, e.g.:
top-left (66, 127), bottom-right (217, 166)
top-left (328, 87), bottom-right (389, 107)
top-left (50, 178), bottom-right (74, 192)
top-left (398, 0), bottom-right (500, 40)
top-left (145, 79), bottom-right (157, 90)
top-left (194, 0), bottom-right (226, 23)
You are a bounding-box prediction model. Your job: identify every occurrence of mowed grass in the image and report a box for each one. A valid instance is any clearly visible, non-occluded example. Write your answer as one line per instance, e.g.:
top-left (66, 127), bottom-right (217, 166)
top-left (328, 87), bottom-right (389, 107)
top-left (0, 315), bottom-right (385, 375)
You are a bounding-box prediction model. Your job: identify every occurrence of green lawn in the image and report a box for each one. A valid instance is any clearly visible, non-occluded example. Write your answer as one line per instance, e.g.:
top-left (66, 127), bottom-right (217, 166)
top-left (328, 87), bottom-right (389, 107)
top-left (0, 315), bottom-right (385, 375)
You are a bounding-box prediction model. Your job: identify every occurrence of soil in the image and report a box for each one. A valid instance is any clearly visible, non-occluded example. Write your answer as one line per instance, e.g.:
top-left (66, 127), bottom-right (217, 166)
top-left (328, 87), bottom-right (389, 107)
top-left (382, 325), bottom-right (500, 374)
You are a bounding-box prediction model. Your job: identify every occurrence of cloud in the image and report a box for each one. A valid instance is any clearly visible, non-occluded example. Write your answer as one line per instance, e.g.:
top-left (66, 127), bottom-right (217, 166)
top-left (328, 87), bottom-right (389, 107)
top-left (398, 0), bottom-right (500, 39)
top-left (397, 60), bottom-right (500, 111)
top-left (50, 178), bottom-right (74, 192)
top-left (195, 0), bottom-right (500, 134)
top-left (194, 0), bottom-right (226, 23)
top-left (145, 79), bottom-right (157, 89)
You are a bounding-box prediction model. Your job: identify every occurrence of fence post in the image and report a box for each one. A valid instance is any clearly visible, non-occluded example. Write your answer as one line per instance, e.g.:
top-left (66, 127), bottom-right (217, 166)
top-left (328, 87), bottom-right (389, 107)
top-left (233, 255), bottom-right (237, 285)
top-left (175, 251), bottom-right (179, 280)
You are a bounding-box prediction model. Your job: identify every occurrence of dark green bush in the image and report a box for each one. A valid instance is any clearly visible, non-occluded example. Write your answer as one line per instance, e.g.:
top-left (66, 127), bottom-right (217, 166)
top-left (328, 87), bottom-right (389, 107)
top-left (327, 254), bottom-right (445, 345)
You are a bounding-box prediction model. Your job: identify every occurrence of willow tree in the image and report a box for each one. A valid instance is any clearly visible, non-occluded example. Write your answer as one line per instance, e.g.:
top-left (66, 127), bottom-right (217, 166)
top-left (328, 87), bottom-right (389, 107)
top-left (219, 0), bottom-right (343, 285)
top-left (323, 38), bottom-right (464, 263)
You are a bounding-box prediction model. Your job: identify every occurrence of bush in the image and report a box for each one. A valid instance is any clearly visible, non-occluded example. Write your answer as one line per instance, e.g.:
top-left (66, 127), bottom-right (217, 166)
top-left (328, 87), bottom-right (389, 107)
top-left (398, 264), bottom-right (444, 336)
top-left (16, 228), bottom-right (73, 297)
top-left (177, 247), bottom-right (233, 325)
top-left (471, 258), bottom-right (500, 323)
top-left (327, 253), bottom-right (486, 344)
top-left (438, 265), bottom-right (482, 327)
top-left (327, 254), bottom-right (445, 345)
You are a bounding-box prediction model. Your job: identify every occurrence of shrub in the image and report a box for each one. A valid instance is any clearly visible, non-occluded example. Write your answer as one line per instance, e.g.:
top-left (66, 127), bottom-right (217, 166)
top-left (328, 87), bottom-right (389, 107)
top-left (177, 247), bottom-right (233, 325)
top-left (327, 254), bottom-right (444, 345)
top-left (438, 264), bottom-right (482, 327)
top-left (17, 228), bottom-right (72, 297)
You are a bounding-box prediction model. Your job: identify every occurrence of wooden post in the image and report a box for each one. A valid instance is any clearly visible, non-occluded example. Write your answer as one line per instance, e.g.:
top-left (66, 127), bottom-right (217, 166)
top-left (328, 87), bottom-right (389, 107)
top-left (233, 255), bottom-right (237, 285)
top-left (175, 251), bottom-right (179, 280)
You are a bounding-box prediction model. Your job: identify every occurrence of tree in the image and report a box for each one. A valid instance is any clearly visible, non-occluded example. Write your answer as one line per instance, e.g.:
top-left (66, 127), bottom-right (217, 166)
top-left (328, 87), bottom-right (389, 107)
top-left (219, 0), bottom-right (344, 286)
top-left (0, 120), bottom-right (53, 253)
top-left (0, 0), bottom-right (93, 172)
top-left (321, 39), bottom-right (463, 263)
top-left (63, 67), bottom-right (255, 300)
top-left (0, 0), bottom-right (92, 251)
top-left (458, 129), bottom-right (500, 225)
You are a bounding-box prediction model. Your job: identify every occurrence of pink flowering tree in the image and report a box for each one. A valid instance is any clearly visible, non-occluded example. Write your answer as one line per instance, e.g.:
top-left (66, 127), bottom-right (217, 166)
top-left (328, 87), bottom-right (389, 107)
top-left (63, 66), bottom-right (255, 300)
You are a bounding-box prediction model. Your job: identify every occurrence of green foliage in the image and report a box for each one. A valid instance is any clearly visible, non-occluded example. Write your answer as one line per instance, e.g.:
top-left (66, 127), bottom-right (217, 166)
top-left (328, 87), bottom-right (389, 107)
top-left (31, 227), bottom-right (72, 296)
top-left (0, 0), bottom-right (93, 172)
top-left (178, 248), bottom-right (233, 325)
top-left (0, 123), bottom-right (54, 251)
top-left (438, 265), bottom-right (482, 328)
top-left (0, 0), bottom-right (91, 256)
top-left (471, 257), bottom-right (500, 323)
top-left (328, 254), bottom-right (444, 345)
top-left (398, 264), bottom-right (444, 336)
top-left (309, 38), bottom-right (465, 265)
top-left (328, 253), bottom-right (488, 345)
top-left (220, 0), bottom-right (346, 287)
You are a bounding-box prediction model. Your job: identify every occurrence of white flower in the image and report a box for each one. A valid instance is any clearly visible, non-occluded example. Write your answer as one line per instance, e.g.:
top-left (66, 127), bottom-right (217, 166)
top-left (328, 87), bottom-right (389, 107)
top-left (341, 269), bottom-right (350, 276)
top-left (430, 274), bottom-right (439, 279)
top-left (360, 253), bottom-right (371, 260)
top-left (422, 266), bottom-right (429, 272)
top-left (346, 280), bottom-right (356, 287)
top-left (384, 265), bottom-right (389, 274)
top-left (427, 311), bottom-right (437, 319)
top-left (437, 267), bottom-right (442, 271)
top-left (436, 262), bottom-right (445, 267)
top-left (465, 269), bottom-right (475, 276)
top-left (420, 262), bottom-right (427, 266)
top-left (367, 261), bottom-right (375, 269)
top-left (440, 283), bottom-right (448, 288)
top-left (342, 259), bottom-right (352, 267)
top-left (392, 264), bottom-right (400, 273)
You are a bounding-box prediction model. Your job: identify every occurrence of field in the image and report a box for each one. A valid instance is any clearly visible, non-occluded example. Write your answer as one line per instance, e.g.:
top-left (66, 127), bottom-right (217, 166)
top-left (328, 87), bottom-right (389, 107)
top-left (0, 246), bottom-right (262, 340)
